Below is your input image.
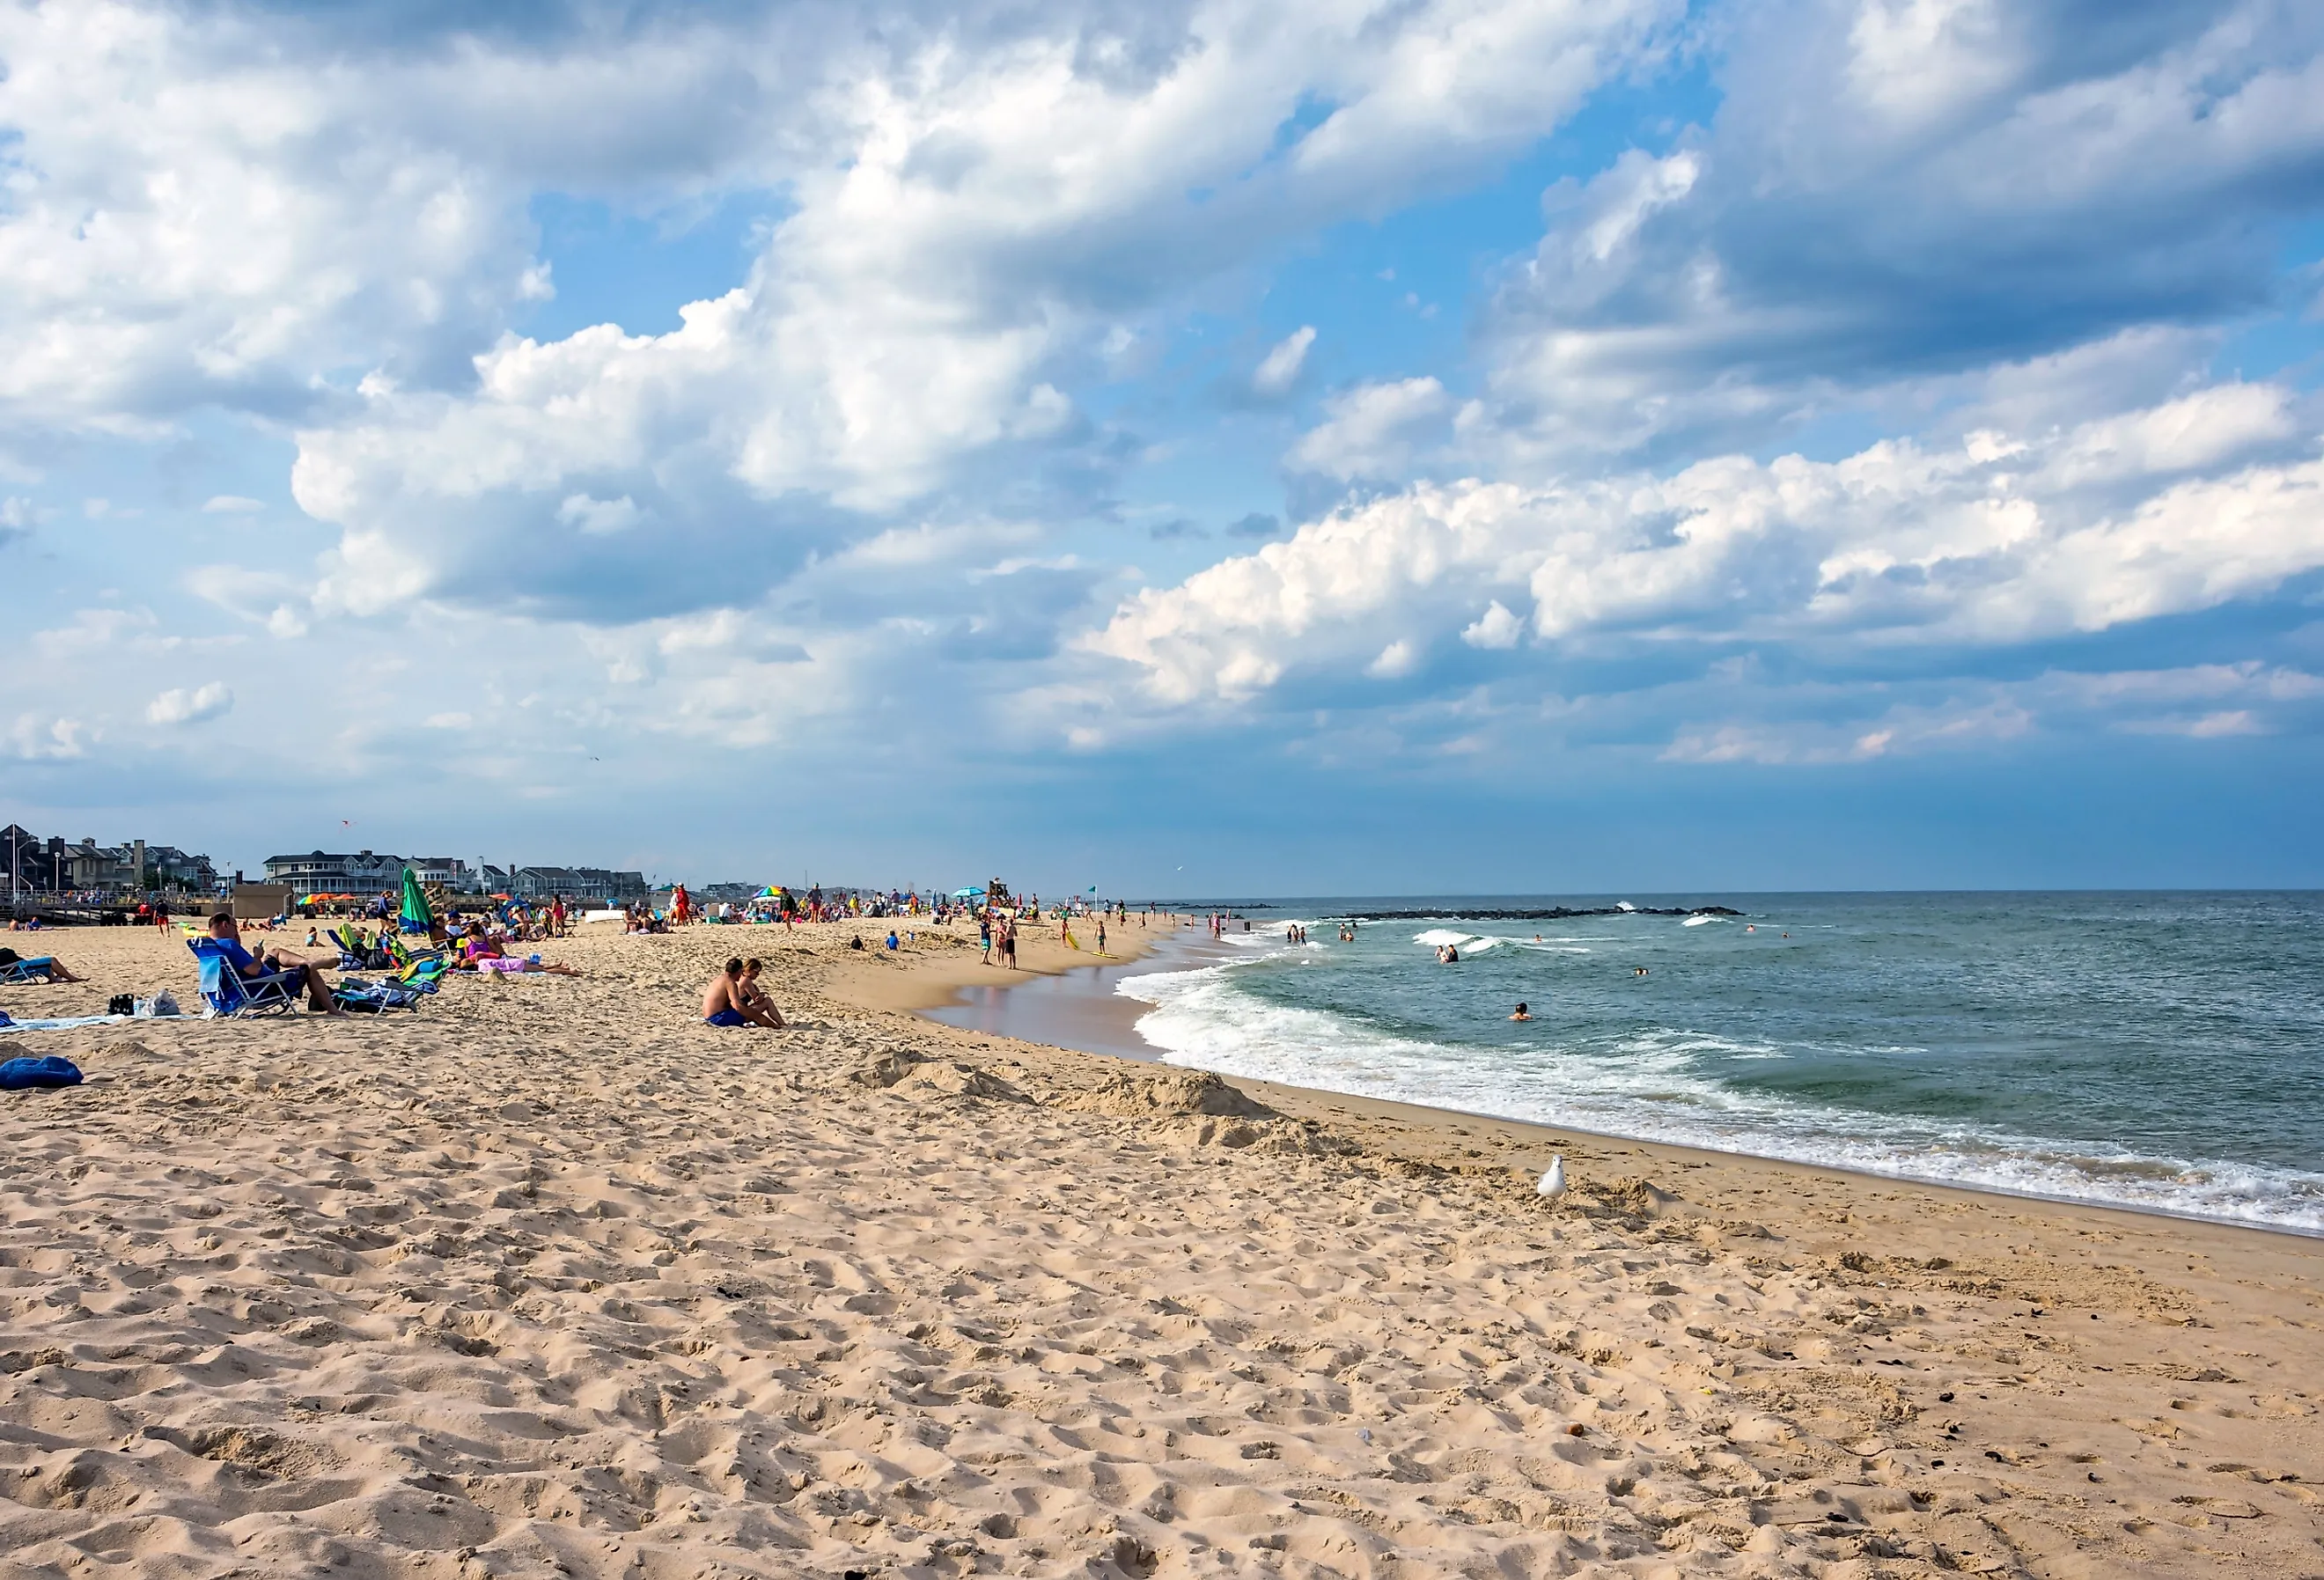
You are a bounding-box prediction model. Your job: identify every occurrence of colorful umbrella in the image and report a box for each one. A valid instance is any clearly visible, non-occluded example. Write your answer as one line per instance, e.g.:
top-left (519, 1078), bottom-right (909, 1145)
top-left (398, 867), bottom-right (434, 935)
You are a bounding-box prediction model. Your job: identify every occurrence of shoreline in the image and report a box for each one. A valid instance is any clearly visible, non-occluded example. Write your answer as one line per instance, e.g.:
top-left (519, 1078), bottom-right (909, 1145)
top-left (908, 925), bottom-right (2324, 1243)
top-left (804, 910), bottom-right (1180, 1015)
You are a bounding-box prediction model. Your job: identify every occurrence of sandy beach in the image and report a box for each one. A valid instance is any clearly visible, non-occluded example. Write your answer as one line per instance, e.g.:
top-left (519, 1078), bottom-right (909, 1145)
top-left (4, 919), bottom-right (2320, 1578)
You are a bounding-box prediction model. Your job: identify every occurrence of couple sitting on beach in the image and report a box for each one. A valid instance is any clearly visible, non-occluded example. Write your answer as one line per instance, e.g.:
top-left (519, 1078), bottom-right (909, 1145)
top-left (702, 958), bottom-right (783, 1028)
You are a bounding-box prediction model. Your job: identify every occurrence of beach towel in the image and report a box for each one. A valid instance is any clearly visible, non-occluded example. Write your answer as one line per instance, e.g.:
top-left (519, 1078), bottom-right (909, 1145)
top-left (0, 1014), bottom-right (127, 1032)
top-left (0, 1055), bottom-right (82, 1091)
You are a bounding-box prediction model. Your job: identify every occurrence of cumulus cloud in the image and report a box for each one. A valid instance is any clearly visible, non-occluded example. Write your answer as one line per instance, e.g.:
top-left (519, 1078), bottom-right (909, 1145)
top-left (1089, 383), bottom-right (2324, 702)
top-left (1466, 0), bottom-right (2324, 465)
top-left (266, 0), bottom-right (1671, 621)
top-left (1288, 377), bottom-right (1454, 481)
top-left (1460, 600), bottom-right (1523, 650)
top-left (4, 713), bottom-right (88, 761)
top-left (146, 682), bottom-right (234, 726)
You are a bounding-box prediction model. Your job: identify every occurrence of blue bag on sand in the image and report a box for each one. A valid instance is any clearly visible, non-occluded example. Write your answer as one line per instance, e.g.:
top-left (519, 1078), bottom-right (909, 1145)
top-left (0, 1055), bottom-right (83, 1091)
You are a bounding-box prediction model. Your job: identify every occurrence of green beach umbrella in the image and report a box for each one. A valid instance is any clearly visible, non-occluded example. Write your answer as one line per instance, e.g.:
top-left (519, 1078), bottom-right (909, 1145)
top-left (399, 866), bottom-right (434, 935)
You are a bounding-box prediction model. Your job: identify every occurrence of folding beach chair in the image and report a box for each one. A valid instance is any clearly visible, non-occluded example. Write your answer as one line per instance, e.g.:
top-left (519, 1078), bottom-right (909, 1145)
top-left (0, 955), bottom-right (63, 985)
top-left (188, 938), bottom-right (305, 1017)
top-left (331, 923), bottom-right (391, 971)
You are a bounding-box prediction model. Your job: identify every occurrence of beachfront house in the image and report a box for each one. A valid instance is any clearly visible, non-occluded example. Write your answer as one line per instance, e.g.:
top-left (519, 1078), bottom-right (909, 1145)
top-left (510, 865), bottom-right (650, 905)
top-left (261, 849), bottom-right (473, 900)
top-left (2, 826), bottom-right (221, 898)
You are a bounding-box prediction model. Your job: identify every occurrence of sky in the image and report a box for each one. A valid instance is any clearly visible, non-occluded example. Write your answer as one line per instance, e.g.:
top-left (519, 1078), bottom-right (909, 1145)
top-left (4, 0), bottom-right (2323, 896)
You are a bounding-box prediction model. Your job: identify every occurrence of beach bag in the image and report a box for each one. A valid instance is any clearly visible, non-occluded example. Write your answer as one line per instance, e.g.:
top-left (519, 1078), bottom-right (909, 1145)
top-left (107, 994), bottom-right (136, 1016)
top-left (0, 1055), bottom-right (82, 1091)
top-left (133, 992), bottom-right (181, 1018)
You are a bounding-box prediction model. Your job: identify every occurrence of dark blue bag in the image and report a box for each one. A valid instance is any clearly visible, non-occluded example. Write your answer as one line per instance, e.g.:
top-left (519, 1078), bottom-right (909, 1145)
top-left (0, 1055), bottom-right (83, 1091)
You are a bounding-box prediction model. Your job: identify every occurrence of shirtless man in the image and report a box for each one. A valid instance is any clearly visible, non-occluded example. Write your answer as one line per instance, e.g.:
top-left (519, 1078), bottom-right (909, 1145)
top-left (702, 959), bottom-right (750, 1025)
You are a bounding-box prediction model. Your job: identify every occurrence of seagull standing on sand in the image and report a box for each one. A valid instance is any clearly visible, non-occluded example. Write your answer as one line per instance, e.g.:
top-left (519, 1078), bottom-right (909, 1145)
top-left (1537, 1156), bottom-right (1566, 1199)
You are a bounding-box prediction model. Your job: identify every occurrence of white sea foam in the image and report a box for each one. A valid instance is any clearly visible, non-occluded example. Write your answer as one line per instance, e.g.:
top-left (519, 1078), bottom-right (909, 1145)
top-left (1118, 961), bottom-right (2324, 1235)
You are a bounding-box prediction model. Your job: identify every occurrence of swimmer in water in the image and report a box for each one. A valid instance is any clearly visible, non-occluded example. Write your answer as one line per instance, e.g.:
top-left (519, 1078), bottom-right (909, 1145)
top-left (1633, 965), bottom-right (1649, 976)
top-left (1511, 1002), bottom-right (1531, 1021)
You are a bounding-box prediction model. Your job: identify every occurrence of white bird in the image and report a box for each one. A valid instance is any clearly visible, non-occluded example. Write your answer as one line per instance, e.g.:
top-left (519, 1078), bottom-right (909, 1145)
top-left (1536, 1156), bottom-right (1567, 1199)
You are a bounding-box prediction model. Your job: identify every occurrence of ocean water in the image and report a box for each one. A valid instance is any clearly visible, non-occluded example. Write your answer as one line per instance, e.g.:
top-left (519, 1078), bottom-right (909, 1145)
top-left (1119, 893), bottom-right (2324, 1235)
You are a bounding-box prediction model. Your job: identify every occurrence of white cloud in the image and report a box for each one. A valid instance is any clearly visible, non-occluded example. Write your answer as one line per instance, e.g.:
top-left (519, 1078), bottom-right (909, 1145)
top-left (1462, 4), bottom-right (2324, 467)
top-left (1287, 377), bottom-right (1453, 481)
top-left (1366, 638), bottom-right (1419, 678)
top-left (187, 566), bottom-right (312, 639)
top-left (1092, 384), bottom-right (2324, 702)
top-left (146, 681), bottom-right (233, 725)
top-left (1252, 326), bottom-right (1316, 396)
top-left (200, 495), bottom-right (266, 514)
top-left (1661, 700), bottom-right (2033, 765)
top-left (558, 493), bottom-right (644, 537)
top-left (1460, 599), bottom-right (1523, 649)
top-left (267, 0), bottom-right (1671, 620)
top-left (4, 713), bottom-right (88, 761)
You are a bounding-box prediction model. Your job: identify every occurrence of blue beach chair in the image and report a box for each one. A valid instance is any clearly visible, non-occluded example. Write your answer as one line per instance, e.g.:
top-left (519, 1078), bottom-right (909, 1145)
top-left (188, 937), bottom-right (305, 1017)
top-left (0, 955), bottom-right (65, 985)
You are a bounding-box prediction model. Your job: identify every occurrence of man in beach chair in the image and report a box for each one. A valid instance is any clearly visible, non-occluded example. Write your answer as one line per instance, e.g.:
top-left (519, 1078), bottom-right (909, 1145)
top-left (0, 947), bottom-right (85, 984)
top-left (191, 914), bottom-right (342, 1016)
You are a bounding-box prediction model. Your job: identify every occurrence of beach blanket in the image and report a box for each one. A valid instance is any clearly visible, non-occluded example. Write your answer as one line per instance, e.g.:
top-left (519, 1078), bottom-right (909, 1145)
top-left (0, 1014), bottom-right (128, 1033)
top-left (1, 1055), bottom-right (83, 1091)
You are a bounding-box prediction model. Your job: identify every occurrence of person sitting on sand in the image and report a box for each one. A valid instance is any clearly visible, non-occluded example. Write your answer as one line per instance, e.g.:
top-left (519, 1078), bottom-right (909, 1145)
top-left (849, 934), bottom-right (865, 952)
top-left (702, 959), bottom-right (749, 1025)
top-left (702, 958), bottom-right (776, 1026)
top-left (736, 959), bottom-right (786, 1028)
top-left (0, 945), bottom-right (85, 983)
top-left (206, 914), bottom-right (342, 1015)
top-left (1511, 1003), bottom-right (1531, 1021)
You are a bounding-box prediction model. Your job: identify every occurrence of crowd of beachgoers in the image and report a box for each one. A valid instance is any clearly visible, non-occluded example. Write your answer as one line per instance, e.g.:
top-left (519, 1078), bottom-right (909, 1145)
top-left (1, 878), bottom-right (1174, 1033)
